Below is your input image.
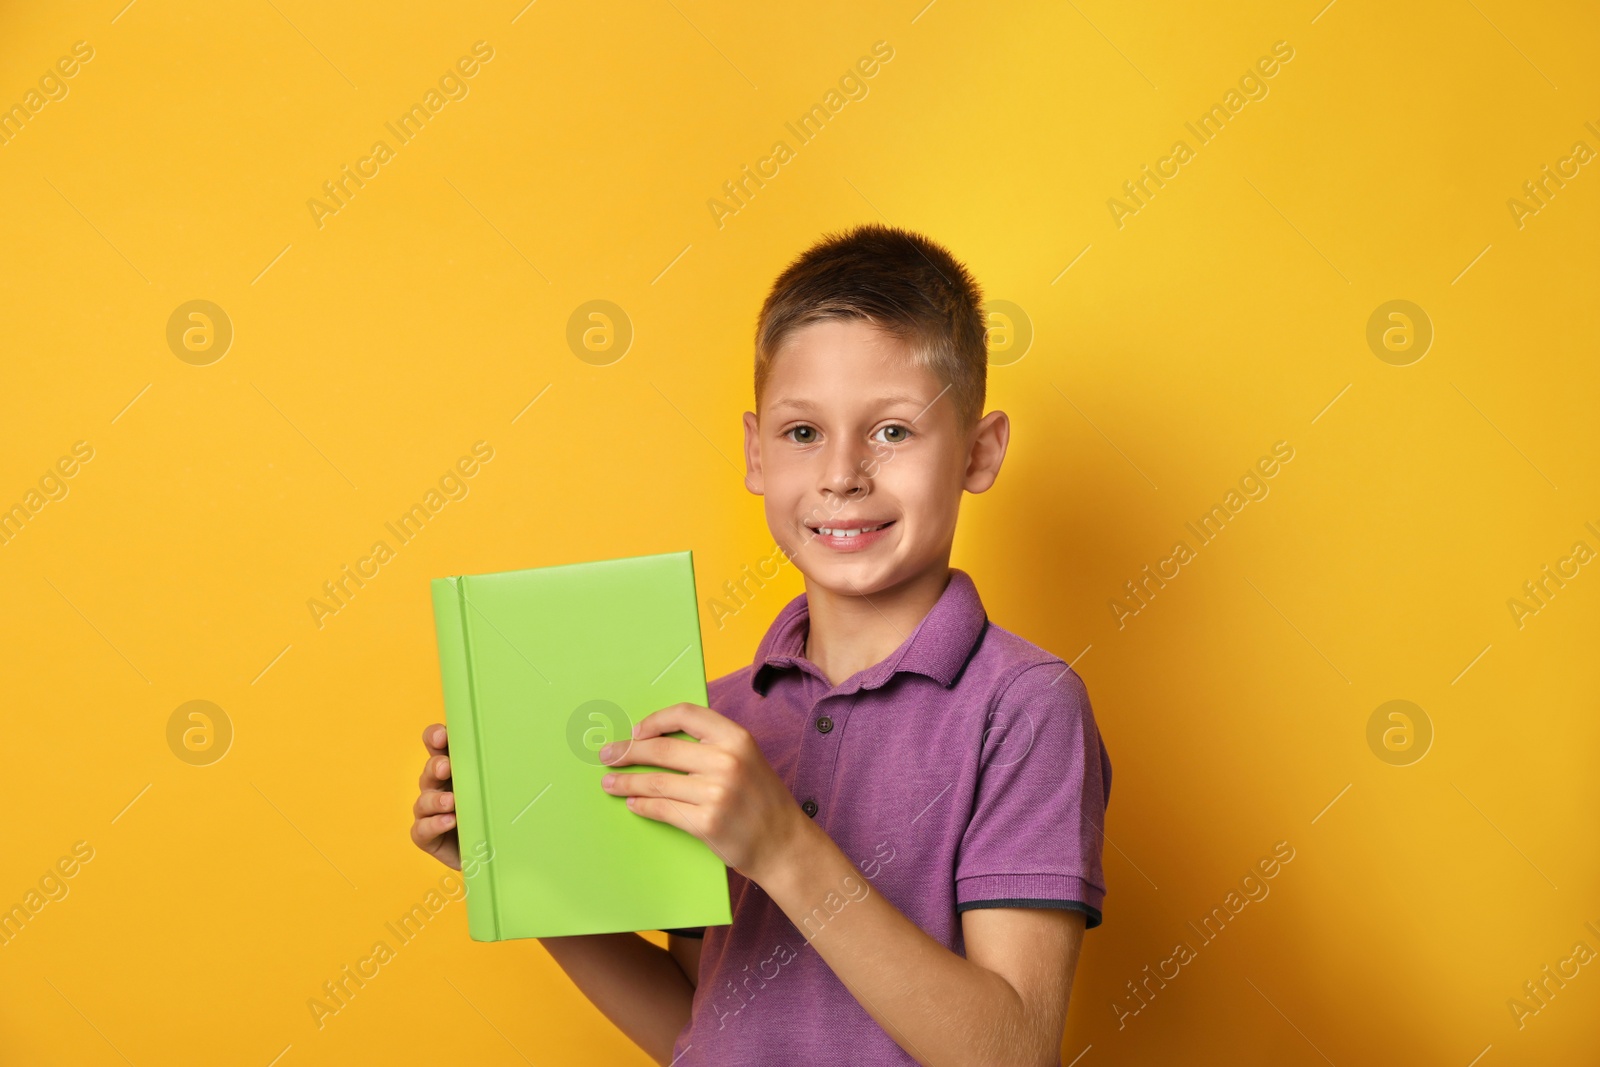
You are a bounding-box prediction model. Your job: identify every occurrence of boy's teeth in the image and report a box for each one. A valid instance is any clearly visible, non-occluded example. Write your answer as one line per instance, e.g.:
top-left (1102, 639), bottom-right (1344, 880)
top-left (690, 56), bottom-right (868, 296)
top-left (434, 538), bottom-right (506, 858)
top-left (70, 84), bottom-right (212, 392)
top-left (819, 522), bottom-right (889, 537)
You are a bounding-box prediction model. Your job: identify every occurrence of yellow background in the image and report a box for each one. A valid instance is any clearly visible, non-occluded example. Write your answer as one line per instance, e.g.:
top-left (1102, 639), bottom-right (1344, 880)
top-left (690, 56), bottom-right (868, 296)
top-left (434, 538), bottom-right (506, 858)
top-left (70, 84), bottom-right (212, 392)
top-left (3, 0), bottom-right (1597, 1063)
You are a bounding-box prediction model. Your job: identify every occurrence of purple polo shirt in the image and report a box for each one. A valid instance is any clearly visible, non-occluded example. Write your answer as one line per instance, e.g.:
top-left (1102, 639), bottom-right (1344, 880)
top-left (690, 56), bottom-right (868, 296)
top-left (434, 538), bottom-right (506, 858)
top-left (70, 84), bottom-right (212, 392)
top-left (666, 568), bottom-right (1112, 1065)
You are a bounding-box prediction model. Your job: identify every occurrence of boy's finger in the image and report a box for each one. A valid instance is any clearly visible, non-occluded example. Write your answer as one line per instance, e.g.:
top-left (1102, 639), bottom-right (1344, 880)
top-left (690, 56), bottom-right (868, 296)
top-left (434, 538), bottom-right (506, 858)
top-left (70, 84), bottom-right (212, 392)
top-left (413, 790), bottom-right (455, 817)
top-left (410, 812), bottom-right (457, 846)
top-left (418, 754), bottom-right (452, 790)
top-left (598, 735), bottom-right (719, 774)
top-left (601, 769), bottom-right (702, 806)
top-left (422, 723), bottom-right (448, 754)
top-left (633, 702), bottom-right (729, 744)
top-left (620, 795), bottom-right (694, 837)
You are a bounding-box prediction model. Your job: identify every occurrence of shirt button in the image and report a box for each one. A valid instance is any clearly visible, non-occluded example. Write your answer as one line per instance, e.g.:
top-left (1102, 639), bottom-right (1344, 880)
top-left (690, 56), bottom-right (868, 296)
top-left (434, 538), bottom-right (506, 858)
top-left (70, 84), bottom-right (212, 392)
top-left (815, 715), bottom-right (833, 734)
top-left (801, 799), bottom-right (818, 818)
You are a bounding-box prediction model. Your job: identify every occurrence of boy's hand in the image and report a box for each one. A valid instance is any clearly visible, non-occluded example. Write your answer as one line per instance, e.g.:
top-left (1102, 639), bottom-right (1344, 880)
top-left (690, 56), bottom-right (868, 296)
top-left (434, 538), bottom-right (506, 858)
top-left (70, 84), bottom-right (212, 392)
top-left (411, 723), bottom-right (461, 870)
top-left (597, 703), bottom-right (811, 886)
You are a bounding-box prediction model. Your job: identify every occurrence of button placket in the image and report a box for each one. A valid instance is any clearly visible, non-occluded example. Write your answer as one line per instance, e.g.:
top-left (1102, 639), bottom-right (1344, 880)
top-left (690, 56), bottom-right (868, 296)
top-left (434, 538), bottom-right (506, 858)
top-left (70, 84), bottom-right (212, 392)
top-left (795, 681), bottom-right (846, 825)
top-left (798, 691), bottom-right (860, 827)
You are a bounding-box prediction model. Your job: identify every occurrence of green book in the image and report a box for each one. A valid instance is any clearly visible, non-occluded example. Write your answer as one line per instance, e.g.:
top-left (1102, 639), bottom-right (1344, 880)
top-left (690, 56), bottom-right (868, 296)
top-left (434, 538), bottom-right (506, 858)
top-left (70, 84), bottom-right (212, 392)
top-left (429, 549), bottom-right (732, 941)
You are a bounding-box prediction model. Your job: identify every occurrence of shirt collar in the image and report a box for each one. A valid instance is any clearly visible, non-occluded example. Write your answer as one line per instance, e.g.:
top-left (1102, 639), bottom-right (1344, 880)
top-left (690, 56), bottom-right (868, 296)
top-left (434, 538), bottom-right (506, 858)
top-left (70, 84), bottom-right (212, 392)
top-left (749, 568), bottom-right (989, 697)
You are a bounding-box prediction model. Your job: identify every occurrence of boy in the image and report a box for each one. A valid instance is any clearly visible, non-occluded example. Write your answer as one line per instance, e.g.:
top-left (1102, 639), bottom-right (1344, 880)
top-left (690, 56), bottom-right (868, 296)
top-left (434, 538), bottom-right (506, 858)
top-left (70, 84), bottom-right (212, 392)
top-left (411, 223), bottom-right (1112, 1065)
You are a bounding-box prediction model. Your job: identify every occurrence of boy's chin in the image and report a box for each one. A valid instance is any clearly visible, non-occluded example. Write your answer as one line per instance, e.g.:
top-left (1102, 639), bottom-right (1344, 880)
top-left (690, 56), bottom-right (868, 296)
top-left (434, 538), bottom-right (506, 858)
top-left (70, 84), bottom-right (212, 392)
top-left (797, 552), bottom-right (927, 597)
top-left (794, 551), bottom-right (876, 580)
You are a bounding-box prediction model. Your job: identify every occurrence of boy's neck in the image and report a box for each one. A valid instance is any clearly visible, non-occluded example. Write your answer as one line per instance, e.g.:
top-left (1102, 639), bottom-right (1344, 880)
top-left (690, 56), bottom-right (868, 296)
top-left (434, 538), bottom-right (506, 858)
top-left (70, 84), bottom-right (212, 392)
top-left (800, 561), bottom-right (954, 688)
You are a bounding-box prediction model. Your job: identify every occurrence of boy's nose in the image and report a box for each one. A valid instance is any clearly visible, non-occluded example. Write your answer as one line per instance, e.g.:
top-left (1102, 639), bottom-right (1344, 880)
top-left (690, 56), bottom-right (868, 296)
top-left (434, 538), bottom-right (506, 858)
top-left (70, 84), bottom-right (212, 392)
top-left (821, 443), bottom-right (872, 495)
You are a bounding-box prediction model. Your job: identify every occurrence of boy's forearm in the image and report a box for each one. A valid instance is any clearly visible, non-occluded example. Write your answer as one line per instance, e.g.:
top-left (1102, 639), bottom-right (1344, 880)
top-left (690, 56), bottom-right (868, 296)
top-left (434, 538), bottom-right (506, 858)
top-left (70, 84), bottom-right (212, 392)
top-left (757, 822), bottom-right (1055, 1067)
top-left (537, 931), bottom-right (694, 1065)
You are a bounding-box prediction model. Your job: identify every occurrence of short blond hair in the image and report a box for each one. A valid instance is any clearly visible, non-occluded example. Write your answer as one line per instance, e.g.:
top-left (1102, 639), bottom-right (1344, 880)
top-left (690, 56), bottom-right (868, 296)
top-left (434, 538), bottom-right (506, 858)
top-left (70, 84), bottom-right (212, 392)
top-left (753, 223), bottom-right (987, 432)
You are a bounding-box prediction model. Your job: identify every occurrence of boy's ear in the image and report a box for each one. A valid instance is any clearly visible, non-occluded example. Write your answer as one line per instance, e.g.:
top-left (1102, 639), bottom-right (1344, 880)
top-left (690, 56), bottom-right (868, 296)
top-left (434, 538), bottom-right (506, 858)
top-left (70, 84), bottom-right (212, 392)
top-left (741, 410), bottom-right (764, 495)
top-left (963, 410), bottom-right (1009, 494)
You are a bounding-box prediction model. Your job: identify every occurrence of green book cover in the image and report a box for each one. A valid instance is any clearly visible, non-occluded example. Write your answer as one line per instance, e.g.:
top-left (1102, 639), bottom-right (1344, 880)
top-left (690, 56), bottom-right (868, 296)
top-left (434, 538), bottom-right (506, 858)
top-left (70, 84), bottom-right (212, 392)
top-left (429, 549), bottom-right (733, 941)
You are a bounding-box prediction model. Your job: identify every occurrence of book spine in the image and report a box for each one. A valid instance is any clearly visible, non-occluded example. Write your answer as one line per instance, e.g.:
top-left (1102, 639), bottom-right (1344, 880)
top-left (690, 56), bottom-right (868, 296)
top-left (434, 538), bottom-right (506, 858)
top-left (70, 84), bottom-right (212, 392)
top-left (430, 576), bottom-right (500, 940)
top-left (683, 551), bottom-right (711, 708)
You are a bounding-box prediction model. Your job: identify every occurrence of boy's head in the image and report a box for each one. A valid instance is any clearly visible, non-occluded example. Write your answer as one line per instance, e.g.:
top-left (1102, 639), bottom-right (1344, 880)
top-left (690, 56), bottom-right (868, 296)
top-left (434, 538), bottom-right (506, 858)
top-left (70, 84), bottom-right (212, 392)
top-left (753, 223), bottom-right (989, 435)
top-left (742, 224), bottom-right (1009, 596)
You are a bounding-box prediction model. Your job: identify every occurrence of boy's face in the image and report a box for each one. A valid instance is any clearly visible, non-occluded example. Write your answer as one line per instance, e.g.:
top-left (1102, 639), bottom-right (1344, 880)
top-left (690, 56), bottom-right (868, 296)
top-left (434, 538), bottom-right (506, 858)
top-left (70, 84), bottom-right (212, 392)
top-left (742, 318), bottom-right (1008, 598)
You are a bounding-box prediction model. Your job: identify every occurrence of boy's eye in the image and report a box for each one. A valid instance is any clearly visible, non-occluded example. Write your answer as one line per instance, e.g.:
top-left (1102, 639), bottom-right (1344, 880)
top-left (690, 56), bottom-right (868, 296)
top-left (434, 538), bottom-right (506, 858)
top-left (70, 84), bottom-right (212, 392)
top-left (783, 424), bottom-right (913, 445)
top-left (873, 424), bottom-right (912, 444)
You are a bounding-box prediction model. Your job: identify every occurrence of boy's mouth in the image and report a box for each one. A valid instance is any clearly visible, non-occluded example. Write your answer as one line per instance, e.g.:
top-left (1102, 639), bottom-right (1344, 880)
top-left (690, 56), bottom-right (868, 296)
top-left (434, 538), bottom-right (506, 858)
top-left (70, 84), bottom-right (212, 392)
top-left (804, 519), bottom-right (897, 552)
top-left (806, 519), bottom-right (894, 537)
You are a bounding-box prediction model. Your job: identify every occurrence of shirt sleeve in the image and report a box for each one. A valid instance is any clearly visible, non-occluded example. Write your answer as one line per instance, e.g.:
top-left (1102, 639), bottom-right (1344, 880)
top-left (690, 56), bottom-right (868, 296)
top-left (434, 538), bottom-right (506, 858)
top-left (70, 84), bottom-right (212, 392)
top-left (954, 661), bottom-right (1113, 928)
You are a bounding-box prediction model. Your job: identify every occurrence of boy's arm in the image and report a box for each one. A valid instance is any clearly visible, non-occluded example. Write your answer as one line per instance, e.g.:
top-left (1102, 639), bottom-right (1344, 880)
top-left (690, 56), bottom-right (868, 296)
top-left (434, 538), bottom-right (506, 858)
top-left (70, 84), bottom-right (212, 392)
top-left (599, 701), bottom-right (1100, 1065)
top-left (537, 932), bottom-right (696, 1066)
top-left (667, 932), bottom-right (704, 989)
top-left (411, 726), bottom-right (698, 1065)
top-left (760, 821), bottom-right (1084, 1067)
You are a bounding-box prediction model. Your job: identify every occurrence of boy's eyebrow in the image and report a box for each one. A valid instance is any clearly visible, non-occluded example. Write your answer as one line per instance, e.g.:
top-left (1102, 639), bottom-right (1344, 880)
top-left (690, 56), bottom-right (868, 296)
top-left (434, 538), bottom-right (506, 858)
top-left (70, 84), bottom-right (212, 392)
top-left (770, 393), bottom-right (928, 412)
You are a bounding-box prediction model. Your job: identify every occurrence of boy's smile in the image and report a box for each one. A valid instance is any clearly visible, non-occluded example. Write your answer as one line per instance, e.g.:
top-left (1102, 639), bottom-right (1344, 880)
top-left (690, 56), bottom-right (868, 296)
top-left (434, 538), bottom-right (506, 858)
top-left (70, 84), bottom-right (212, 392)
top-left (742, 317), bottom-right (1009, 682)
top-left (807, 519), bottom-right (896, 552)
